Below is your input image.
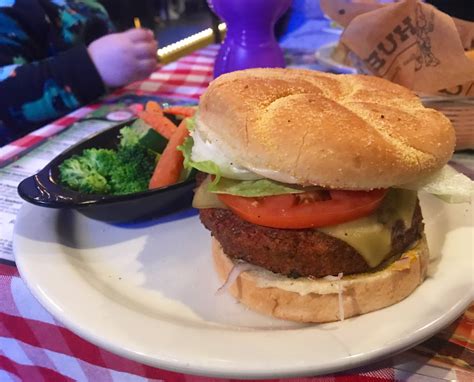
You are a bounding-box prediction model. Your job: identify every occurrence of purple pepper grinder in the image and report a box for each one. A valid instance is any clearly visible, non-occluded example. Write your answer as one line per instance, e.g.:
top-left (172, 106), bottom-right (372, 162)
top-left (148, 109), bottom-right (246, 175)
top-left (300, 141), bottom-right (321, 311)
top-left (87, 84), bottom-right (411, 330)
top-left (209, 0), bottom-right (291, 78)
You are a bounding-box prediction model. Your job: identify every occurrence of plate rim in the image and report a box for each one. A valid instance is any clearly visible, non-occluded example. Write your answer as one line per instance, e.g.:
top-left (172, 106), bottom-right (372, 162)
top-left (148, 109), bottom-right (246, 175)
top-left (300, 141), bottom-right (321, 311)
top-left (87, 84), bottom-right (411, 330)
top-left (314, 41), bottom-right (357, 74)
top-left (13, 200), bottom-right (474, 379)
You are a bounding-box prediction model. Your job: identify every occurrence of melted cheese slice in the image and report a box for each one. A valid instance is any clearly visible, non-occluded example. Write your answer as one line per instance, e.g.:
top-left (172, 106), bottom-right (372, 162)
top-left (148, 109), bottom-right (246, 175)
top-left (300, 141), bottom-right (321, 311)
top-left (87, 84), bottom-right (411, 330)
top-left (319, 189), bottom-right (418, 268)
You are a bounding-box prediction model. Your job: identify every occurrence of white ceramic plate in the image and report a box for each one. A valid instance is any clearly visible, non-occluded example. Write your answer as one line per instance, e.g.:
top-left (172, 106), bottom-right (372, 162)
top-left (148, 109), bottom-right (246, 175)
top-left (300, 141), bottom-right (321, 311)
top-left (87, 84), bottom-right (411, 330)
top-left (315, 42), bottom-right (357, 74)
top-left (14, 194), bottom-right (473, 379)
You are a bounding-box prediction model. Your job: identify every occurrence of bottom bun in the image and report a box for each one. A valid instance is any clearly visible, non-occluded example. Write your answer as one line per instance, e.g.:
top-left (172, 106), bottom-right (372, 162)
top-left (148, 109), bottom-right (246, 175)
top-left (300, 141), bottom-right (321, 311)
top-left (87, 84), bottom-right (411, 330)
top-left (212, 236), bottom-right (429, 323)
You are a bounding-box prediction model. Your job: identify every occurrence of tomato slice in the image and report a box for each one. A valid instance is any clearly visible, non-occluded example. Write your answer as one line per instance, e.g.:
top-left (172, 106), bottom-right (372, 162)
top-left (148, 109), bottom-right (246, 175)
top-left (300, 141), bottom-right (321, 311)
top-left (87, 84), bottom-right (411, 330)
top-left (217, 189), bottom-right (388, 229)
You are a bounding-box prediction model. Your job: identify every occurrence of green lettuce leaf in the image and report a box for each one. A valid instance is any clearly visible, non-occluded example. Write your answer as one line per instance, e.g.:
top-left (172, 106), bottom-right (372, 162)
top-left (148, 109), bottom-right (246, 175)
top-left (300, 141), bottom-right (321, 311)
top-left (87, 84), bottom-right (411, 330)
top-left (186, 116), bottom-right (196, 131)
top-left (207, 177), bottom-right (305, 197)
top-left (400, 165), bottom-right (474, 203)
top-left (177, 136), bottom-right (221, 183)
top-left (178, 124), bottom-right (307, 196)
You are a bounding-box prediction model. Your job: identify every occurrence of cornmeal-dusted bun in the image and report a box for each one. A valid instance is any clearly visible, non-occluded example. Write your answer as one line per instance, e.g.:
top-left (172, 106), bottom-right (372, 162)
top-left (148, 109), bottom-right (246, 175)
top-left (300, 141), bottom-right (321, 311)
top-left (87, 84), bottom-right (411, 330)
top-left (197, 68), bottom-right (455, 189)
top-left (212, 236), bottom-right (429, 323)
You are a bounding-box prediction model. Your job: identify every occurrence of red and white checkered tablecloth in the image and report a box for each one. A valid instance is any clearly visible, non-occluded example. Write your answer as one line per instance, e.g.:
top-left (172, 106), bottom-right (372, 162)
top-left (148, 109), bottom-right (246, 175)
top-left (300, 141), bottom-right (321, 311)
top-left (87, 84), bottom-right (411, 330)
top-left (0, 44), bottom-right (473, 382)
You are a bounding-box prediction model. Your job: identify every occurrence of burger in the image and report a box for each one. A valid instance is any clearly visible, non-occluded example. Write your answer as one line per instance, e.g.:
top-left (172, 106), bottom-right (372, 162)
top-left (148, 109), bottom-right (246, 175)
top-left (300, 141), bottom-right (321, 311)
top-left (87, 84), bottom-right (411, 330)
top-left (180, 68), bottom-right (459, 323)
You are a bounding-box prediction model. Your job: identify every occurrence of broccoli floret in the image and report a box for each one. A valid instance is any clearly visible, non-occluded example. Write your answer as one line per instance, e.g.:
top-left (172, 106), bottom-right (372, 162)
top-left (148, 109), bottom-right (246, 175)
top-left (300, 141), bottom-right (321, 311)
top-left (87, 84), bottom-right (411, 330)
top-left (59, 149), bottom-right (115, 194)
top-left (109, 145), bottom-right (156, 194)
top-left (78, 172), bottom-right (110, 194)
top-left (119, 126), bottom-right (143, 148)
top-left (83, 148), bottom-right (117, 175)
top-left (119, 118), bottom-right (153, 148)
top-left (59, 133), bottom-right (157, 195)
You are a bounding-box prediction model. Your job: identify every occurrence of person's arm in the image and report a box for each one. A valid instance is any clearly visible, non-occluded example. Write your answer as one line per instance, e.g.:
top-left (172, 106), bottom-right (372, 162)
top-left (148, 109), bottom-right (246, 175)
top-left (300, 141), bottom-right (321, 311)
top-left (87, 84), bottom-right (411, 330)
top-left (0, 45), bottom-right (106, 131)
top-left (0, 6), bottom-right (108, 138)
top-left (0, 10), bottom-right (156, 143)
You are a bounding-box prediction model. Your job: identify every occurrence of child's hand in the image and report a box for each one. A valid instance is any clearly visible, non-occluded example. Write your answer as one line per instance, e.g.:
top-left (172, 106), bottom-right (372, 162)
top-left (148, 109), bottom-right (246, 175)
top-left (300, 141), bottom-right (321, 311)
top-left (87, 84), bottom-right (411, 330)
top-left (88, 29), bottom-right (158, 88)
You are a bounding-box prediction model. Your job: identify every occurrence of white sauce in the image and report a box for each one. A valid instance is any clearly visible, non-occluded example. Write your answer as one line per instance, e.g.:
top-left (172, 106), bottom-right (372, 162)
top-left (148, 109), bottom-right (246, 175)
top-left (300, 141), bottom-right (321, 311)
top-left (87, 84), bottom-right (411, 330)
top-left (251, 267), bottom-right (348, 295)
top-left (191, 127), bottom-right (261, 180)
top-left (192, 119), bottom-right (298, 183)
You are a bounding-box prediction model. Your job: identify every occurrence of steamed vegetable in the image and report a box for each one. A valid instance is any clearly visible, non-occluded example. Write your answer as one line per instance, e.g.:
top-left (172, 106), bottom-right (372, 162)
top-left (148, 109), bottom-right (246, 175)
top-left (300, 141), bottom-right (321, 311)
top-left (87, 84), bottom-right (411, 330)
top-left (163, 106), bottom-right (197, 118)
top-left (138, 101), bottom-right (177, 139)
top-left (58, 148), bottom-right (116, 194)
top-left (119, 125), bottom-right (145, 148)
top-left (59, 127), bottom-right (157, 195)
top-left (110, 145), bottom-right (156, 194)
top-left (149, 119), bottom-right (189, 189)
top-left (59, 105), bottom-right (200, 195)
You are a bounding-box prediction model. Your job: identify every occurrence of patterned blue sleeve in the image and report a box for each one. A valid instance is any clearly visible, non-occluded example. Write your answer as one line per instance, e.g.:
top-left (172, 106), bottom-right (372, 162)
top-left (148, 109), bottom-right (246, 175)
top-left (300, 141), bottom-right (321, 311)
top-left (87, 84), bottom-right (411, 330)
top-left (0, 0), bottom-right (111, 145)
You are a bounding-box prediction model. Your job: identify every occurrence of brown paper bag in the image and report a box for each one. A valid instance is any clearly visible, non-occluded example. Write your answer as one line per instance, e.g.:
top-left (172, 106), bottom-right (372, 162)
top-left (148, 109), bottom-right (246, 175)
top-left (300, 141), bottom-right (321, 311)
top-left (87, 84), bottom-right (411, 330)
top-left (320, 0), bottom-right (383, 28)
top-left (320, 0), bottom-right (474, 149)
top-left (321, 0), bottom-right (474, 51)
top-left (338, 0), bottom-right (474, 94)
top-left (453, 17), bottom-right (474, 50)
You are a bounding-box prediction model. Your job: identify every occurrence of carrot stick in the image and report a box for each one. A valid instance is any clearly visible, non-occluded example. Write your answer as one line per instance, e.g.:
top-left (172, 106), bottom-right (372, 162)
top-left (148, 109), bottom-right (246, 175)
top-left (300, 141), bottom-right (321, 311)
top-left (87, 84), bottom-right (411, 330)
top-left (137, 101), bottom-right (177, 139)
top-left (145, 101), bottom-right (163, 115)
top-left (138, 111), bottom-right (177, 140)
top-left (163, 106), bottom-right (197, 118)
top-left (148, 119), bottom-right (190, 189)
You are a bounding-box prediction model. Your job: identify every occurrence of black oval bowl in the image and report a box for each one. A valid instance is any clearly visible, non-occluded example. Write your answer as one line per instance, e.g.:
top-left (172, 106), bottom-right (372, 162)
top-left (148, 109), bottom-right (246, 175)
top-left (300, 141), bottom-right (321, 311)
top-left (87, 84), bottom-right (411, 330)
top-left (17, 120), bottom-right (196, 223)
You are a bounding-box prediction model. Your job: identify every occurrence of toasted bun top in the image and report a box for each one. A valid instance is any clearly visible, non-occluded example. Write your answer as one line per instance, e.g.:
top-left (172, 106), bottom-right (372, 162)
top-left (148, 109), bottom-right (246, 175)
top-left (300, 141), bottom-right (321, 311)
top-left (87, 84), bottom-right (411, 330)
top-left (197, 68), bottom-right (455, 189)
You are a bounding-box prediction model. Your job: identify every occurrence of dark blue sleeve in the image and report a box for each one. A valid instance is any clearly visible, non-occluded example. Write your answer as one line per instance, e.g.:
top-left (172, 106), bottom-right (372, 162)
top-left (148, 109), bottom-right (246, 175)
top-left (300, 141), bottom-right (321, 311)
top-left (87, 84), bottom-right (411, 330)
top-left (0, 45), bottom-right (105, 130)
top-left (0, 2), bottom-right (107, 144)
